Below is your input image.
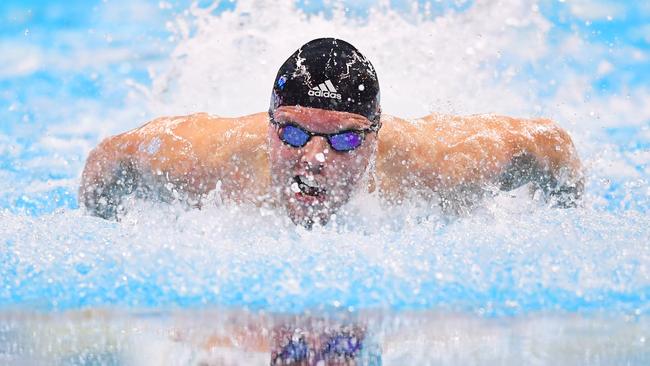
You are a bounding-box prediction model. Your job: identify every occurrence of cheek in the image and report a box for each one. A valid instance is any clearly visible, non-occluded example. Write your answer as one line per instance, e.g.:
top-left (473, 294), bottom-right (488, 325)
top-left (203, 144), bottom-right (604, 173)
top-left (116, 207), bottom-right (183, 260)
top-left (332, 154), bottom-right (364, 169)
top-left (269, 138), bottom-right (300, 169)
top-left (352, 142), bottom-right (375, 166)
top-left (277, 146), bottom-right (301, 162)
top-left (328, 149), bottom-right (372, 180)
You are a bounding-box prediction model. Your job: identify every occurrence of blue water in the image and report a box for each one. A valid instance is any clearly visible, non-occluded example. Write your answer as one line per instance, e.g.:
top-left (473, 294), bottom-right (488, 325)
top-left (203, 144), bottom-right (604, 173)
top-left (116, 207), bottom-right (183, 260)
top-left (1, 0), bottom-right (649, 318)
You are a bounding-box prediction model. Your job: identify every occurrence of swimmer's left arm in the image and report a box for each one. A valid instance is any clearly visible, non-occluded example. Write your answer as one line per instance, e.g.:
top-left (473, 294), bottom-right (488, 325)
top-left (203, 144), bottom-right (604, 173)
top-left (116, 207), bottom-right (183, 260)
top-left (499, 118), bottom-right (584, 207)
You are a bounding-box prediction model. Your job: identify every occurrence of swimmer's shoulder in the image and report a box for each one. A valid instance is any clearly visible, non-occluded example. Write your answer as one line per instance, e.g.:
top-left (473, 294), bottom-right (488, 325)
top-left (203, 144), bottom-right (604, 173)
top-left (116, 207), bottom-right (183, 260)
top-left (110, 112), bottom-right (266, 152)
top-left (123, 112), bottom-right (267, 142)
top-left (375, 115), bottom-right (441, 198)
top-left (409, 112), bottom-right (552, 146)
top-left (374, 112), bottom-right (527, 185)
top-left (89, 112), bottom-right (269, 173)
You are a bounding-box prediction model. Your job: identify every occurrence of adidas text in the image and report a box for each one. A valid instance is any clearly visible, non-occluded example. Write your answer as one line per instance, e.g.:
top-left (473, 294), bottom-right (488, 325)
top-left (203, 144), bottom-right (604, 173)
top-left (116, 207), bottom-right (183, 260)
top-left (308, 89), bottom-right (342, 99)
top-left (308, 80), bottom-right (342, 100)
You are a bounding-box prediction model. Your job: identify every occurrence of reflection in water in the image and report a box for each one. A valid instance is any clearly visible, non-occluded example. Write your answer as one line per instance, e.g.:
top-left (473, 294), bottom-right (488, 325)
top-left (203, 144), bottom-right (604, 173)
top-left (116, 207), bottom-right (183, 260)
top-left (2, 309), bottom-right (649, 365)
top-left (270, 319), bottom-right (379, 365)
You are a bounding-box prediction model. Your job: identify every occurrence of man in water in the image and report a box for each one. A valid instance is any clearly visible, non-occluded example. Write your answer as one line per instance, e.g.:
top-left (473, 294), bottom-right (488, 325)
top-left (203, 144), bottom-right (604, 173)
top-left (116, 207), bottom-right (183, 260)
top-left (80, 38), bottom-right (584, 227)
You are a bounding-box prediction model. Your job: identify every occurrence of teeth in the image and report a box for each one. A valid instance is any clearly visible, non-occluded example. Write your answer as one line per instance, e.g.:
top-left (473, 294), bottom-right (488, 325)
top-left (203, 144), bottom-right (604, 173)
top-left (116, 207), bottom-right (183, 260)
top-left (293, 176), bottom-right (324, 196)
top-left (299, 176), bottom-right (319, 188)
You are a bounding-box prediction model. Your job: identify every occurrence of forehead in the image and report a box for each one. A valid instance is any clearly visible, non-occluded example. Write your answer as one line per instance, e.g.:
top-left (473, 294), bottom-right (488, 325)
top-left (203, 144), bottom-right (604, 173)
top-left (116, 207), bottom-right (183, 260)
top-left (274, 106), bottom-right (372, 133)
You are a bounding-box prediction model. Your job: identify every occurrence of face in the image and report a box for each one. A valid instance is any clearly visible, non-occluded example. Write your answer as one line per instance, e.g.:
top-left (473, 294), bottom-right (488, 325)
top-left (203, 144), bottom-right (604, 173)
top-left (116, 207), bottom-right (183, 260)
top-left (268, 106), bottom-right (378, 227)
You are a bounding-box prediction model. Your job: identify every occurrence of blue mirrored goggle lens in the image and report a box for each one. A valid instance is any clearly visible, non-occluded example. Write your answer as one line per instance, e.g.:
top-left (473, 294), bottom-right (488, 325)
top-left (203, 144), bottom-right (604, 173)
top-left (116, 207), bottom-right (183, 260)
top-left (329, 131), bottom-right (363, 151)
top-left (280, 125), bottom-right (310, 147)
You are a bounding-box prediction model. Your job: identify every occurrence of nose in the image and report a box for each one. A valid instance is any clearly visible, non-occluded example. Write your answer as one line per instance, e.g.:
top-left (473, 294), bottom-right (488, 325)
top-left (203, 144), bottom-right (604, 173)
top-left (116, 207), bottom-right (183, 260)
top-left (300, 136), bottom-right (328, 173)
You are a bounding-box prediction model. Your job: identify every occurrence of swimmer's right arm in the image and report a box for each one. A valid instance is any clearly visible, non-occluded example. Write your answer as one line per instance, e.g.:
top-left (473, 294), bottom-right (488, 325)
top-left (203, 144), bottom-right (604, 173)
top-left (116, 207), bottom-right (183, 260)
top-left (79, 116), bottom-right (186, 220)
top-left (79, 133), bottom-right (141, 220)
top-left (80, 113), bottom-right (270, 219)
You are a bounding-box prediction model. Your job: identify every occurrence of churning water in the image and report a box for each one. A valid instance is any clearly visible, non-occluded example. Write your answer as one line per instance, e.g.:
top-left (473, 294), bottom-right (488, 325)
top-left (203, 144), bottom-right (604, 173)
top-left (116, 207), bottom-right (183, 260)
top-left (1, 0), bottom-right (649, 364)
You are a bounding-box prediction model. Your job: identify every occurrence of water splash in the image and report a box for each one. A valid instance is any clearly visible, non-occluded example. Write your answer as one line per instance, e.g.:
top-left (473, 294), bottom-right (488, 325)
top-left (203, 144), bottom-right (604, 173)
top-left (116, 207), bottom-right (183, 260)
top-left (1, 190), bottom-right (649, 315)
top-left (0, 0), bottom-right (649, 316)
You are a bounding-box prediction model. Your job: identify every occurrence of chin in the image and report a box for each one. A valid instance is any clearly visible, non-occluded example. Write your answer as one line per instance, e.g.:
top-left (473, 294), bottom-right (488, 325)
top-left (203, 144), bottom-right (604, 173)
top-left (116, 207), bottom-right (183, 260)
top-left (286, 199), bottom-right (334, 229)
top-left (290, 214), bottom-right (321, 229)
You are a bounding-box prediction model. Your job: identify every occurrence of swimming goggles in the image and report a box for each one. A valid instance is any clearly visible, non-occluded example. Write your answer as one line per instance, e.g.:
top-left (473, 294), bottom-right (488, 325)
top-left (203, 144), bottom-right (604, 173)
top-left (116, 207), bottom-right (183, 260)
top-left (269, 115), bottom-right (376, 152)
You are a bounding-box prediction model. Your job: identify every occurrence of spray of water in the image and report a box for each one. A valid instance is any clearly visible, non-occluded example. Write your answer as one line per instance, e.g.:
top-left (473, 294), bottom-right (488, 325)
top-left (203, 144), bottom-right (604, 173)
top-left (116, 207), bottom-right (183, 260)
top-left (1, 0), bottom-right (649, 321)
top-left (2, 1), bottom-right (650, 363)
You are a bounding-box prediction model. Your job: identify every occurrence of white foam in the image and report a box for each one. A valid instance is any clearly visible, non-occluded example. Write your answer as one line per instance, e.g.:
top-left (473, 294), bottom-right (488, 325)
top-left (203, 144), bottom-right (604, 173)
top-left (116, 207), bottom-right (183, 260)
top-left (2, 0), bottom-right (649, 316)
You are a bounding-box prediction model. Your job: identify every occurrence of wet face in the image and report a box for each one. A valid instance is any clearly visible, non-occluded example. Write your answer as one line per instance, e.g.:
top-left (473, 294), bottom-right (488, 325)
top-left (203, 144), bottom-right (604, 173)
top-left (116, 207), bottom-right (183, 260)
top-left (268, 106), bottom-right (378, 227)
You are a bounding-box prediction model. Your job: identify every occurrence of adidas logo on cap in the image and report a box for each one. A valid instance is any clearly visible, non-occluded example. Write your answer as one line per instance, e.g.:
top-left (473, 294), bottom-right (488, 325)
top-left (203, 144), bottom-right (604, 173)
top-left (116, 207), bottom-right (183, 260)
top-left (307, 79), bottom-right (342, 100)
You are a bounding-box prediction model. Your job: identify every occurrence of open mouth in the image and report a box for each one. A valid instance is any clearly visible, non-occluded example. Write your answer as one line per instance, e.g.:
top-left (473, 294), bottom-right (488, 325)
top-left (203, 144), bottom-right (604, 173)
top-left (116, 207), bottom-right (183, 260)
top-left (291, 175), bottom-right (325, 197)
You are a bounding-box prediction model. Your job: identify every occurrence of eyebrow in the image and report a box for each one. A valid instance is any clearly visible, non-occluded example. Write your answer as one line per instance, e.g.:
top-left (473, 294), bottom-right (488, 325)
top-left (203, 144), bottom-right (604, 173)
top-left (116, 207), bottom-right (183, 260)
top-left (273, 114), bottom-right (371, 132)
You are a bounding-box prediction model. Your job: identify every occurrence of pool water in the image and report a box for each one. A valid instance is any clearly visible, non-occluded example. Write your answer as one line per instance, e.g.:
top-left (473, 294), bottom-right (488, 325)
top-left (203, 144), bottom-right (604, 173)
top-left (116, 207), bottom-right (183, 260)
top-left (1, 0), bottom-right (649, 364)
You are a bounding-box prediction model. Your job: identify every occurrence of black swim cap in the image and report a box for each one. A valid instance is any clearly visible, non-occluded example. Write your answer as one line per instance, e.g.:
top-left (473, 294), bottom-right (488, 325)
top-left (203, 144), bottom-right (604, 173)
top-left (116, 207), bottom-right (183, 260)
top-left (270, 38), bottom-right (381, 127)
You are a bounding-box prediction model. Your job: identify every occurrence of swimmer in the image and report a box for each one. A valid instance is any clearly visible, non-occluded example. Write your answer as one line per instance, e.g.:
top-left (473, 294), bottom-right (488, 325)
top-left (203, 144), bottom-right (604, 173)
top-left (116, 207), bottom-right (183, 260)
top-left (80, 38), bottom-right (584, 227)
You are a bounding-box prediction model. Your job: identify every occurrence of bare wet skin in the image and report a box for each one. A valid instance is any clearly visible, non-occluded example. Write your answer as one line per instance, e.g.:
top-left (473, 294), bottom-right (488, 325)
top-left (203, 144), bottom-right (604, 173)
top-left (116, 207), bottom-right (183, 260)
top-left (80, 108), bottom-right (583, 226)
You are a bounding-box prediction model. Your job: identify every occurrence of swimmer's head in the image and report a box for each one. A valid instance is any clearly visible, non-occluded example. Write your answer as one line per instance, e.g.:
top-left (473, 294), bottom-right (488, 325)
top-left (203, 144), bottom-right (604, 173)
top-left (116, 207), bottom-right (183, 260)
top-left (267, 38), bottom-right (381, 228)
top-left (270, 38), bottom-right (380, 127)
